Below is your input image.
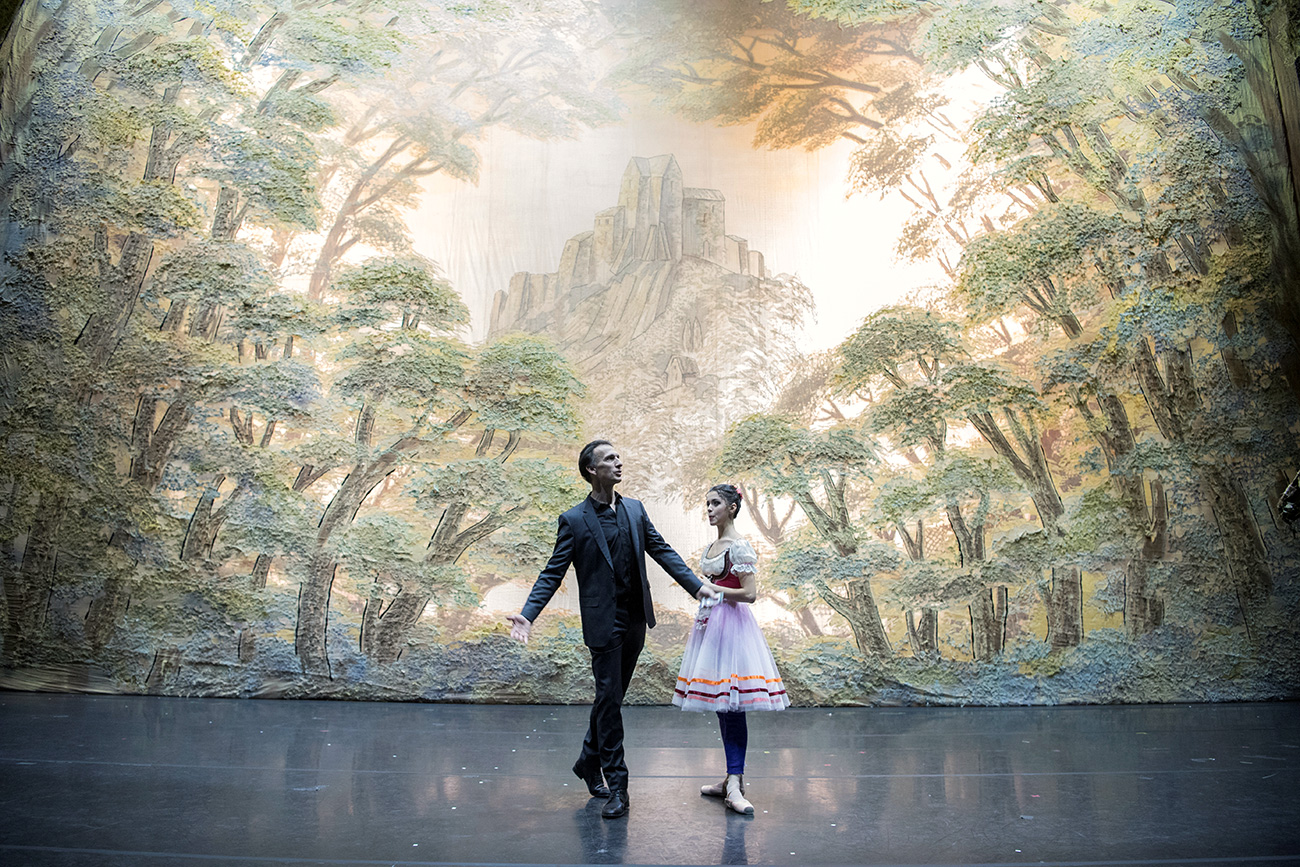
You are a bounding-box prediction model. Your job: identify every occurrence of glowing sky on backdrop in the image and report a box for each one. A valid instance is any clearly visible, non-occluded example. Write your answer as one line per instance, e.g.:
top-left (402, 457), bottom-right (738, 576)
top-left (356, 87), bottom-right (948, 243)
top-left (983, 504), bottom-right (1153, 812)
top-left (408, 96), bottom-right (954, 354)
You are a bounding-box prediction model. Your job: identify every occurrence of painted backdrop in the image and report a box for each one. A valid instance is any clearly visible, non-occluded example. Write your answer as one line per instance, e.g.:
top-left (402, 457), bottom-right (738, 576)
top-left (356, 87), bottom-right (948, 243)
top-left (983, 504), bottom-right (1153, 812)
top-left (1, 0), bottom-right (1299, 705)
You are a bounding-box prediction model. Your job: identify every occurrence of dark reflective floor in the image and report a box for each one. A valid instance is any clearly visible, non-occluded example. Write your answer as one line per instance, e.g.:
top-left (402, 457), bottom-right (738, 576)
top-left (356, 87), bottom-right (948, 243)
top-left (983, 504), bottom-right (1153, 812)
top-left (0, 693), bottom-right (1297, 866)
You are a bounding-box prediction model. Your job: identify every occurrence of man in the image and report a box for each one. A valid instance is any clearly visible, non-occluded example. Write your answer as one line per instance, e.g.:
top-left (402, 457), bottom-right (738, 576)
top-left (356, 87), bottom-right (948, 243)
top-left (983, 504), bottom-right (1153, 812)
top-left (507, 440), bottom-right (717, 819)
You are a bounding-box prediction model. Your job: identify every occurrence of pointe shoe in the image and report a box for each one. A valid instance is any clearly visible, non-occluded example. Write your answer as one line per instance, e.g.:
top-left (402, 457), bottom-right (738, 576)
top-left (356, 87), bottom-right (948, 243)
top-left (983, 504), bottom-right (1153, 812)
top-left (724, 774), bottom-right (754, 815)
top-left (700, 778), bottom-right (727, 798)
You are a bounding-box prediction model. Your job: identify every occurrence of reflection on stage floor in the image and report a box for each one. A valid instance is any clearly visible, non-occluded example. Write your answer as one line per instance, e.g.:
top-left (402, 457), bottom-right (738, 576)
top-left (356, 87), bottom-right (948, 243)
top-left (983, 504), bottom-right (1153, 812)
top-left (1, 694), bottom-right (1297, 866)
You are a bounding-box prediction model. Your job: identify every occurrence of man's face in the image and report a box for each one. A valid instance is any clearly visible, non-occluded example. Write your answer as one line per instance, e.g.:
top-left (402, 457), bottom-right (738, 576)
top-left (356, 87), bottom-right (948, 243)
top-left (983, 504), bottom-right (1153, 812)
top-left (587, 444), bottom-right (623, 487)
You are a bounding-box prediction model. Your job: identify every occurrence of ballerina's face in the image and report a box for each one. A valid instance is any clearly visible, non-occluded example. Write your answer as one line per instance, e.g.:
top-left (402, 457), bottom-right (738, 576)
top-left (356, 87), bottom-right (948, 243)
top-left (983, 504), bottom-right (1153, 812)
top-left (706, 492), bottom-right (731, 526)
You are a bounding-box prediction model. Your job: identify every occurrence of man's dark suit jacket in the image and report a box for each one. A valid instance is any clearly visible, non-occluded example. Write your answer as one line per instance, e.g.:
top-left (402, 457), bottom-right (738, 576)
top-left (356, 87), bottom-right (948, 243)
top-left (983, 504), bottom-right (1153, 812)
top-left (521, 495), bottom-right (703, 648)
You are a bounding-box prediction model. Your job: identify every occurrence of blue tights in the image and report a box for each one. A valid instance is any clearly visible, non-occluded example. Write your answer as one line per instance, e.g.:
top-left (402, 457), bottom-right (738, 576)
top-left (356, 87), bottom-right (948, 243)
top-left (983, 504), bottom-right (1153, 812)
top-left (717, 710), bottom-right (747, 774)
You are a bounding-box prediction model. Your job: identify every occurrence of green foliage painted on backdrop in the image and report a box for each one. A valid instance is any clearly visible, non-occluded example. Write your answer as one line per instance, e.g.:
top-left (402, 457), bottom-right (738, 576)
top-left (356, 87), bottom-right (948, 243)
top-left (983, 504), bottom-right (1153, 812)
top-left (0, 0), bottom-right (1297, 704)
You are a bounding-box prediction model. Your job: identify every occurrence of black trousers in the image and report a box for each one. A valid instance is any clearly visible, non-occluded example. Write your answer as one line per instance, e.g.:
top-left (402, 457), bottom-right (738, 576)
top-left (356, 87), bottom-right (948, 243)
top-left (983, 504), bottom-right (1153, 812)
top-left (577, 592), bottom-right (646, 794)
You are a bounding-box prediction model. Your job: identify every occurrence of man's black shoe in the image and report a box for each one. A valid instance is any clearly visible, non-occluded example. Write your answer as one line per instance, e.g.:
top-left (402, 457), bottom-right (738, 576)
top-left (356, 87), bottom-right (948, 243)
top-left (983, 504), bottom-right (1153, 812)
top-left (601, 789), bottom-right (629, 819)
top-left (572, 760), bottom-right (610, 798)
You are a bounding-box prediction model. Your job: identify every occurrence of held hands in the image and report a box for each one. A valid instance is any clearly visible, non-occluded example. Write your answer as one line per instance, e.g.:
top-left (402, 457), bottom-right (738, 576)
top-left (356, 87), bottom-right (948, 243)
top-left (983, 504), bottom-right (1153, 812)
top-left (511, 584), bottom-right (717, 644)
top-left (506, 613), bottom-right (532, 644)
top-left (694, 581), bottom-right (722, 631)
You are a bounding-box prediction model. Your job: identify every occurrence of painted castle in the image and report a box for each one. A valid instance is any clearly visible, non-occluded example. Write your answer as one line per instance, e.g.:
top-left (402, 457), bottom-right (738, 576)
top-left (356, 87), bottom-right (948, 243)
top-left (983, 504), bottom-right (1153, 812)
top-left (487, 154), bottom-right (768, 347)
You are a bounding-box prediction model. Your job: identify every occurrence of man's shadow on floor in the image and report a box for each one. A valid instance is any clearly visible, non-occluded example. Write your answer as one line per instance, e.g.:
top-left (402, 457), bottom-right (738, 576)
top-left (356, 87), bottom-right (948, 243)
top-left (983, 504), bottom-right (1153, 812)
top-left (573, 799), bottom-right (752, 865)
top-left (574, 800), bottom-right (628, 864)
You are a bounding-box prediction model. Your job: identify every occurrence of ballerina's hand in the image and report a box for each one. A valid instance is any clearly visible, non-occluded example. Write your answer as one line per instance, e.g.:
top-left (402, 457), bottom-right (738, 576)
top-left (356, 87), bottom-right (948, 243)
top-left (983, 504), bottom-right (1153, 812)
top-left (506, 613), bottom-right (532, 644)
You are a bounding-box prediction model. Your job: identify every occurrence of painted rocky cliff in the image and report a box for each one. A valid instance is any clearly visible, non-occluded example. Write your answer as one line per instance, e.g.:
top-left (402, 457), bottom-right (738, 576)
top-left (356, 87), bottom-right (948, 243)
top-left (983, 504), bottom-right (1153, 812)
top-left (488, 155), bottom-right (811, 494)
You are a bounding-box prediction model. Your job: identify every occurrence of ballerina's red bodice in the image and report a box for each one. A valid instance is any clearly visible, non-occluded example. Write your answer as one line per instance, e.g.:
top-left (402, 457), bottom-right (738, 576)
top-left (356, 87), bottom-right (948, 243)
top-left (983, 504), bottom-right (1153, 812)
top-left (713, 573), bottom-right (743, 590)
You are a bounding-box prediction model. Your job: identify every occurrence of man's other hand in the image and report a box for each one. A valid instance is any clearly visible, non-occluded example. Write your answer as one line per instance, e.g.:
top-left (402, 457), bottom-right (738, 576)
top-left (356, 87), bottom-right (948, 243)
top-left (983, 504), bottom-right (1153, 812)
top-left (506, 613), bottom-right (532, 644)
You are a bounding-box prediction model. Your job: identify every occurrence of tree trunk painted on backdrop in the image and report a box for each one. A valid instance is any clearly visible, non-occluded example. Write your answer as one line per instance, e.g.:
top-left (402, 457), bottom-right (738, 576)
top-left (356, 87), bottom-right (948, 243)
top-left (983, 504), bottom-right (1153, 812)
top-left (250, 553), bottom-right (272, 589)
top-left (85, 386), bottom-right (196, 656)
top-left (361, 438), bottom-right (521, 663)
top-left (3, 492), bottom-right (65, 660)
top-left (1046, 566), bottom-right (1084, 650)
top-left (1125, 480), bottom-right (1168, 638)
top-left (905, 609), bottom-right (938, 657)
top-left (1201, 464), bottom-right (1272, 632)
top-left (1212, 10), bottom-right (1300, 372)
top-left (297, 551), bottom-right (339, 677)
top-left (128, 396), bottom-right (192, 490)
top-left (1074, 385), bottom-right (1168, 637)
top-left (897, 520), bottom-right (938, 656)
top-left (965, 407), bottom-right (1081, 647)
top-left (820, 579), bottom-right (892, 658)
top-left (180, 476), bottom-right (241, 563)
top-left (84, 569), bottom-right (130, 651)
top-left (790, 482), bottom-right (892, 657)
top-left (296, 470), bottom-right (378, 676)
top-left (946, 495), bottom-right (1008, 659)
top-left (970, 587), bottom-right (1008, 660)
top-left (75, 230), bottom-right (155, 379)
top-left (1133, 337), bottom-right (1272, 630)
top-left (295, 436), bottom-right (421, 675)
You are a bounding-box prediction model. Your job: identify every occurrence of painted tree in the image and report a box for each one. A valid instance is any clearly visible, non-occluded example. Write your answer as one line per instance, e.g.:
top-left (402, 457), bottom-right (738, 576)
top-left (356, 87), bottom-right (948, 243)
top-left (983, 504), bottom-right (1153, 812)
top-left (716, 413), bottom-right (891, 656)
top-left (178, 289), bottom-right (330, 602)
top-left (75, 0), bottom-right (382, 651)
top-left (934, 0), bottom-right (1296, 634)
top-left (923, 454), bottom-right (1017, 657)
top-left (952, 204), bottom-right (1173, 637)
top-left (0, 0), bottom-right (250, 656)
top-left (828, 20), bottom-right (1149, 646)
top-left (836, 306), bottom-right (1080, 652)
top-left (0, 0), bottom-right (581, 665)
top-left (1, 0), bottom-right (415, 668)
top-left (836, 306), bottom-right (1021, 656)
top-left (869, 469), bottom-right (940, 656)
top-left (303, 1), bottom-right (620, 299)
top-left (133, 0), bottom-right (396, 592)
top-left (359, 336), bottom-right (586, 663)
top-left (870, 455), bottom-right (1017, 659)
top-left (604, 0), bottom-right (926, 149)
top-left (290, 257), bottom-right (584, 674)
top-left (821, 0), bottom-right (1297, 642)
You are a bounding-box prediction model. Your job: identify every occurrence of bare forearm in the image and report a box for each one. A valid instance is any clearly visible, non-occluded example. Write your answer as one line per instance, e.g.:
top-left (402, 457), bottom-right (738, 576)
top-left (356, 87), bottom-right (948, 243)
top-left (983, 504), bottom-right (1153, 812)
top-left (717, 580), bottom-right (756, 604)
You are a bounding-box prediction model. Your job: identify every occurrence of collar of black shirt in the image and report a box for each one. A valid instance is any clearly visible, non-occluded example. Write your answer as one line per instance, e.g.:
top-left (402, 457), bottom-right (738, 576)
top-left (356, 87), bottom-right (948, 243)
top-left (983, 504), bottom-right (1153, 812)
top-left (590, 492), bottom-right (621, 513)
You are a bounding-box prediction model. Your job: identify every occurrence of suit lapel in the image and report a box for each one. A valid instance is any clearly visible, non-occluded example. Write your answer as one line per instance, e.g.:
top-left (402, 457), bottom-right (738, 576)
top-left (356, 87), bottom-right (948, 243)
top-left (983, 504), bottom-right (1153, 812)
top-left (625, 499), bottom-right (644, 565)
top-left (582, 499), bottom-right (614, 569)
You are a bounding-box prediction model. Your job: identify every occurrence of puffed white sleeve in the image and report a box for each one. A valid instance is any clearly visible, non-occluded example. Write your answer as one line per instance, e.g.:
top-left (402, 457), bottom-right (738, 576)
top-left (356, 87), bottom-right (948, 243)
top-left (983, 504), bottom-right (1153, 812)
top-left (730, 539), bottom-right (758, 574)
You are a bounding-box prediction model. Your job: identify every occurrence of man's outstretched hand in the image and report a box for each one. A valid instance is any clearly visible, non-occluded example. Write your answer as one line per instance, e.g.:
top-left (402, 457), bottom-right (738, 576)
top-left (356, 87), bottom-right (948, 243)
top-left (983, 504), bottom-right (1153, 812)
top-left (695, 582), bottom-right (721, 601)
top-left (506, 613), bottom-right (532, 644)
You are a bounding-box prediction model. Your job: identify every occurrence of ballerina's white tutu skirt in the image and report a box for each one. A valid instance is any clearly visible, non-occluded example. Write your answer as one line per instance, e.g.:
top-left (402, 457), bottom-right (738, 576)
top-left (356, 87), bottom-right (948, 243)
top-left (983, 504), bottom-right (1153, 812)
top-left (672, 599), bottom-right (790, 712)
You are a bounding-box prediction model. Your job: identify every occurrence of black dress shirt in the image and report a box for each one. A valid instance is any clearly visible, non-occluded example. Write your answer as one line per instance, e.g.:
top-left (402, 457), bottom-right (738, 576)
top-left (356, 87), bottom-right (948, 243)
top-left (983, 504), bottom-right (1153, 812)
top-left (591, 495), bottom-right (634, 592)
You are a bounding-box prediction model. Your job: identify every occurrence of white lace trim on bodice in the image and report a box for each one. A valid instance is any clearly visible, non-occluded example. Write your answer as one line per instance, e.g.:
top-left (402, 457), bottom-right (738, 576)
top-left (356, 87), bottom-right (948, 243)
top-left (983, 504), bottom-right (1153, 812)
top-left (699, 538), bottom-right (757, 577)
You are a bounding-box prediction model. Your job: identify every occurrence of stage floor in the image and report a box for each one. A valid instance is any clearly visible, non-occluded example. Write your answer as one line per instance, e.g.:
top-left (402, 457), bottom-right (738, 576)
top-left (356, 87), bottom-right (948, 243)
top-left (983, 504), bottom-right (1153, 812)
top-left (0, 693), bottom-right (1297, 866)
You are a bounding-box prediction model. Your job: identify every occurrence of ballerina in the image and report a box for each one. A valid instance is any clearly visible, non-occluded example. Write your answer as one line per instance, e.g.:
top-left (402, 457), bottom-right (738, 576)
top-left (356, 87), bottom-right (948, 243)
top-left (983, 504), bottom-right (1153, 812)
top-left (672, 483), bottom-right (789, 815)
